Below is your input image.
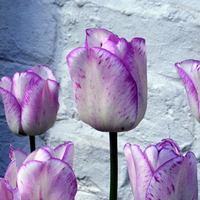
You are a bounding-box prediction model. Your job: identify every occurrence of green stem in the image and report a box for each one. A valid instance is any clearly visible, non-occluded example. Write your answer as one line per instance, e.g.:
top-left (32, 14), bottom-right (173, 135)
top-left (29, 136), bottom-right (36, 152)
top-left (109, 132), bottom-right (118, 200)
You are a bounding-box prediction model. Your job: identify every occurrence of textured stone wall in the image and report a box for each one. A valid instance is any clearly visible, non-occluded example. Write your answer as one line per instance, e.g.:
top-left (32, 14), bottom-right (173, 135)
top-left (0, 0), bottom-right (200, 199)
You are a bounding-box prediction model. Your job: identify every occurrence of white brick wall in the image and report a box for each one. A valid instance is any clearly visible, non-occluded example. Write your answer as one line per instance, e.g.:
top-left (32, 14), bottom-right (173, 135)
top-left (0, 0), bottom-right (200, 199)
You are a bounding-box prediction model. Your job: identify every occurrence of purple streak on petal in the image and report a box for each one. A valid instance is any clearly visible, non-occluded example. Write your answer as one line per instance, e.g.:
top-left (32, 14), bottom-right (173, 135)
top-left (124, 143), bottom-right (153, 200)
top-left (0, 76), bottom-right (12, 92)
top-left (147, 153), bottom-right (198, 200)
top-left (0, 178), bottom-right (13, 200)
top-left (175, 61), bottom-right (200, 122)
top-left (156, 148), bottom-right (180, 170)
top-left (123, 38), bottom-right (147, 128)
top-left (67, 47), bottom-right (138, 132)
top-left (21, 79), bottom-right (59, 135)
top-left (0, 88), bottom-right (21, 135)
top-left (18, 159), bottom-right (77, 200)
top-left (85, 28), bottom-right (114, 48)
top-left (54, 142), bottom-right (74, 168)
top-left (146, 156), bottom-right (184, 200)
top-left (180, 152), bottom-right (198, 200)
top-left (27, 65), bottom-right (57, 81)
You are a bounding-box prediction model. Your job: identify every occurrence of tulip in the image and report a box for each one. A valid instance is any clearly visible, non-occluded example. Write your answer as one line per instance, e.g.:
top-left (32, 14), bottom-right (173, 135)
top-left (175, 59), bottom-right (200, 122)
top-left (2, 142), bottom-right (77, 200)
top-left (0, 65), bottom-right (59, 136)
top-left (67, 28), bottom-right (147, 132)
top-left (124, 139), bottom-right (198, 200)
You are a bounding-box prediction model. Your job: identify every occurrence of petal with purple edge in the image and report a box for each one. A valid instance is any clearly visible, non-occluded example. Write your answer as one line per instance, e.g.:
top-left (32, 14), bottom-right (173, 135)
top-left (12, 71), bottom-right (41, 105)
top-left (124, 143), bottom-right (153, 200)
top-left (156, 138), bottom-right (182, 155)
top-left (0, 88), bottom-right (21, 135)
top-left (176, 60), bottom-right (200, 94)
top-left (178, 152), bottom-right (198, 200)
top-left (85, 28), bottom-right (114, 48)
top-left (54, 142), bottom-right (74, 168)
top-left (18, 159), bottom-right (77, 200)
top-left (21, 79), bottom-right (59, 135)
top-left (9, 145), bottom-right (27, 164)
top-left (27, 65), bottom-right (57, 81)
top-left (146, 156), bottom-right (194, 200)
top-left (67, 47), bottom-right (138, 132)
top-left (144, 145), bottom-right (158, 171)
top-left (0, 178), bottom-right (13, 200)
top-left (4, 161), bottom-right (18, 189)
top-left (175, 61), bottom-right (200, 122)
top-left (123, 38), bottom-right (147, 128)
top-left (23, 147), bottom-right (52, 163)
top-left (155, 148), bottom-right (179, 169)
top-left (4, 146), bottom-right (27, 188)
top-left (0, 76), bottom-right (12, 92)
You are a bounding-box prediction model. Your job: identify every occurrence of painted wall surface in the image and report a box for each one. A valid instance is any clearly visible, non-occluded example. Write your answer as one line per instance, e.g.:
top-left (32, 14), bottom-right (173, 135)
top-left (0, 0), bottom-right (200, 199)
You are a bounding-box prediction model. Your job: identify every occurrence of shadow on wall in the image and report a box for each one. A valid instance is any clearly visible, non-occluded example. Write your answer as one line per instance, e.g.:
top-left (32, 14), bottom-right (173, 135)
top-left (0, 0), bottom-right (59, 177)
top-left (0, 0), bottom-right (58, 68)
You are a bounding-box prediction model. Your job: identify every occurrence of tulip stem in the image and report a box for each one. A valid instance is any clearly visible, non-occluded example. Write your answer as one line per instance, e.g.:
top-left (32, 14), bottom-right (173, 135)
top-left (109, 132), bottom-right (118, 200)
top-left (29, 136), bottom-right (36, 152)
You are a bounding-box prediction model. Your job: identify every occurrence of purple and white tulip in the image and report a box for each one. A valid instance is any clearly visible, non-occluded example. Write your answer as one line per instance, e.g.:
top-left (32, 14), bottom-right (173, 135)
top-left (175, 59), bottom-right (200, 122)
top-left (0, 65), bottom-right (59, 136)
top-left (124, 139), bottom-right (198, 200)
top-left (1, 142), bottom-right (77, 200)
top-left (67, 28), bottom-right (147, 132)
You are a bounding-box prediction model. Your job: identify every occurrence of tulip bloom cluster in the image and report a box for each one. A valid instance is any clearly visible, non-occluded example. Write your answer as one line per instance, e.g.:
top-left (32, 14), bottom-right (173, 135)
top-left (175, 59), bottom-right (200, 122)
top-left (67, 28), bottom-right (147, 132)
top-left (124, 139), bottom-right (198, 200)
top-left (0, 65), bottom-right (59, 136)
top-left (0, 142), bottom-right (77, 200)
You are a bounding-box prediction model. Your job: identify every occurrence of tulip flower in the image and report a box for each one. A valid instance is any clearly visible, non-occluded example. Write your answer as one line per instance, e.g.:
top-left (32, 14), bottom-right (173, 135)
top-left (67, 28), bottom-right (147, 132)
top-left (124, 139), bottom-right (198, 200)
top-left (0, 65), bottom-right (59, 136)
top-left (2, 142), bottom-right (77, 200)
top-left (175, 59), bottom-right (200, 122)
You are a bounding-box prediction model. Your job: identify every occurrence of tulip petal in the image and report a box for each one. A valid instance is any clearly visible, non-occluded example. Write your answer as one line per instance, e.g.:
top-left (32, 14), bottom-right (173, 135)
top-left (21, 79), bottom-right (59, 135)
top-left (0, 76), bottom-right (12, 92)
top-left (146, 153), bottom-right (197, 200)
top-left (27, 65), bottom-right (57, 81)
top-left (23, 147), bottom-right (52, 163)
top-left (85, 28), bottom-right (114, 48)
top-left (12, 71), bottom-right (41, 105)
top-left (144, 145), bottom-right (158, 171)
top-left (4, 161), bottom-right (18, 189)
top-left (54, 142), bottom-right (74, 168)
top-left (9, 145), bottom-right (27, 164)
top-left (18, 159), bottom-right (77, 200)
top-left (0, 88), bottom-right (21, 135)
top-left (175, 60), bottom-right (200, 121)
top-left (4, 146), bottom-right (27, 188)
top-left (124, 143), bottom-right (153, 200)
top-left (123, 38), bottom-right (147, 127)
top-left (156, 148), bottom-right (179, 169)
top-left (156, 138), bottom-right (181, 155)
top-left (67, 47), bottom-right (138, 132)
top-left (0, 178), bottom-right (13, 200)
